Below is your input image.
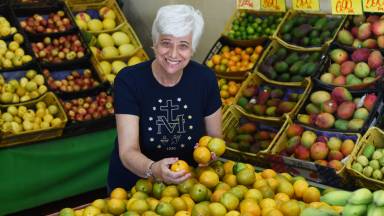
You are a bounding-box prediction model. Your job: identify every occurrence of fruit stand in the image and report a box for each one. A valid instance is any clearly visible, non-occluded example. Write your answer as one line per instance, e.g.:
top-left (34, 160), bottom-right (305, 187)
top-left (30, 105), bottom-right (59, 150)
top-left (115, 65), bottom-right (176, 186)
top-left (4, 0), bottom-right (384, 215)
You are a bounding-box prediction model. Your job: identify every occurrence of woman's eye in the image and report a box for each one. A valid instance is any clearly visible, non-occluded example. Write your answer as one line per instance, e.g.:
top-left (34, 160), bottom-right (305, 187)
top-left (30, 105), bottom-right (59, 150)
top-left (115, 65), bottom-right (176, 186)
top-left (179, 44), bottom-right (189, 49)
top-left (160, 41), bottom-right (171, 47)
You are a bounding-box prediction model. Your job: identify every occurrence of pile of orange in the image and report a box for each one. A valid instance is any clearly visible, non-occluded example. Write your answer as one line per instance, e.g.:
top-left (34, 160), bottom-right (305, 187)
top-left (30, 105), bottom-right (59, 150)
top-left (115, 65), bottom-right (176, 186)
top-left (206, 45), bottom-right (264, 73)
top-left (218, 78), bottom-right (241, 105)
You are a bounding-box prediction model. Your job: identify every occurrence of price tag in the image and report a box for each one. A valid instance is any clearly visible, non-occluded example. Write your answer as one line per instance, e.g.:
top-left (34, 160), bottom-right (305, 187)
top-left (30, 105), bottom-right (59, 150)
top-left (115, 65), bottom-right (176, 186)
top-left (292, 0), bottom-right (320, 11)
top-left (260, 0), bottom-right (286, 12)
top-left (363, 0), bottom-right (384, 12)
top-left (236, 0), bottom-right (261, 10)
top-left (331, 0), bottom-right (363, 15)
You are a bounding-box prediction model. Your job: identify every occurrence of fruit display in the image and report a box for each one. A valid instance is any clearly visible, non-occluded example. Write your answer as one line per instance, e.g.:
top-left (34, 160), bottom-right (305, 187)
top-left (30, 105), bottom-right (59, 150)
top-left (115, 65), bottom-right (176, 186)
top-left (321, 188), bottom-right (384, 216)
top-left (318, 47), bottom-right (383, 87)
top-left (205, 43), bottom-right (264, 74)
top-left (224, 11), bottom-right (284, 40)
top-left (31, 34), bottom-right (86, 64)
top-left (90, 31), bottom-right (138, 59)
top-left (42, 67), bottom-right (101, 93)
top-left (273, 123), bottom-right (358, 172)
top-left (217, 78), bottom-right (241, 106)
top-left (1, 95), bottom-right (64, 135)
top-left (61, 91), bottom-right (114, 122)
top-left (236, 77), bottom-right (306, 118)
top-left (96, 51), bottom-right (147, 83)
top-left (0, 33), bottom-right (33, 70)
top-left (0, 16), bottom-right (18, 38)
top-left (225, 117), bottom-right (279, 153)
top-left (0, 69), bottom-right (48, 104)
top-left (277, 13), bottom-right (343, 48)
top-left (258, 44), bottom-right (324, 82)
top-left (297, 86), bottom-right (379, 131)
top-left (74, 6), bottom-right (119, 32)
top-left (336, 14), bottom-right (384, 49)
top-left (18, 10), bottom-right (74, 34)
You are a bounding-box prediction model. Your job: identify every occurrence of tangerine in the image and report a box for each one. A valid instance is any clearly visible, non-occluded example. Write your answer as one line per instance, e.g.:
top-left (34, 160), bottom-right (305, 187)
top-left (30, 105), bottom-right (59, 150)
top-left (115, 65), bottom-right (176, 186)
top-left (171, 160), bottom-right (190, 173)
top-left (193, 146), bottom-right (211, 164)
top-left (110, 187), bottom-right (128, 200)
top-left (302, 187), bottom-right (320, 203)
top-left (199, 136), bottom-right (212, 147)
top-left (199, 170), bottom-right (220, 189)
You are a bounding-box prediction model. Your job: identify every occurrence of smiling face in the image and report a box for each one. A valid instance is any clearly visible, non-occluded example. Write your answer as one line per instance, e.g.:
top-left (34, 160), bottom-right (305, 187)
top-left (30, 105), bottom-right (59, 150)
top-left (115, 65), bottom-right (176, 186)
top-left (153, 34), bottom-right (193, 75)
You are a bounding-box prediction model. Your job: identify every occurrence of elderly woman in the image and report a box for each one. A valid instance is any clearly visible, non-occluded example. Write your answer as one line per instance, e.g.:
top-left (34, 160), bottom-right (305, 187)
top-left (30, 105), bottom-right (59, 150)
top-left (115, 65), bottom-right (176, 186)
top-left (107, 4), bottom-right (222, 191)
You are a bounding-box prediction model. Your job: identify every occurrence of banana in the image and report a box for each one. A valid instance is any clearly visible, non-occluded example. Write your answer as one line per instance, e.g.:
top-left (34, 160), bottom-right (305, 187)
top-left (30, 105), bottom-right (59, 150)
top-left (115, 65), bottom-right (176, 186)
top-left (343, 204), bottom-right (368, 216)
top-left (373, 190), bottom-right (384, 207)
top-left (348, 188), bottom-right (373, 205)
top-left (320, 190), bottom-right (352, 206)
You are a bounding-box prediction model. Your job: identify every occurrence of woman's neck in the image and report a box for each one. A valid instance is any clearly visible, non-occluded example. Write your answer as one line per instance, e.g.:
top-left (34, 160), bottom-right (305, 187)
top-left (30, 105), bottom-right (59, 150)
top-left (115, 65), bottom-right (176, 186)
top-left (151, 60), bottom-right (183, 87)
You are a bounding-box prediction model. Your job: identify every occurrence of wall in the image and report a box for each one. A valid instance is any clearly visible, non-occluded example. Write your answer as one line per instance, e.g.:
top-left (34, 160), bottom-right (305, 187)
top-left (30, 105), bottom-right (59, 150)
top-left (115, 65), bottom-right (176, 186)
top-left (122, 0), bottom-right (332, 62)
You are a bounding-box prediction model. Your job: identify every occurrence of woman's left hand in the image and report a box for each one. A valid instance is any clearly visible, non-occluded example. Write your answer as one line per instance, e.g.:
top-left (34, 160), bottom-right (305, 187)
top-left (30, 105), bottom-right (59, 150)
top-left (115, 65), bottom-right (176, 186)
top-left (152, 157), bottom-right (191, 184)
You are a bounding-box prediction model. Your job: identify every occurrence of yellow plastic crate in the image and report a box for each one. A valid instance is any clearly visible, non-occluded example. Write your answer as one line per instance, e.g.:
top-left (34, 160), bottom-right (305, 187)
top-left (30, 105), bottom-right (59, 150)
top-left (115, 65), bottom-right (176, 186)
top-left (66, 0), bottom-right (128, 34)
top-left (0, 92), bottom-right (68, 148)
top-left (274, 10), bottom-right (346, 51)
top-left (233, 72), bottom-right (312, 122)
top-left (222, 105), bottom-right (288, 167)
top-left (346, 127), bottom-right (384, 190)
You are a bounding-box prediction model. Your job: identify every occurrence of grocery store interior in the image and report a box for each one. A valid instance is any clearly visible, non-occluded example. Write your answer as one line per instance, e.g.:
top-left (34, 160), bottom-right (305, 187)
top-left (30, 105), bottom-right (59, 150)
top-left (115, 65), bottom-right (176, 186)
top-left (3, 0), bottom-right (384, 216)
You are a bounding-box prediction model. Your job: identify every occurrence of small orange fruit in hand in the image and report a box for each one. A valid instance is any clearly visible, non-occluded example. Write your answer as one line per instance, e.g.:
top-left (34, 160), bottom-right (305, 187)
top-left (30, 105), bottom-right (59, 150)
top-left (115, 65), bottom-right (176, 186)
top-left (171, 160), bottom-right (190, 173)
top-left (207, 138), bottom-right (226, 157)
top-left (198, 135), bottom-right (212, 147)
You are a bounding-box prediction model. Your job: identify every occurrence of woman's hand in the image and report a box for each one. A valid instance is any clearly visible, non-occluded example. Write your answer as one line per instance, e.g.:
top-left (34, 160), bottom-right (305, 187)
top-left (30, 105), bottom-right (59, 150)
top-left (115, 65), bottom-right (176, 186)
top-left (152, 157), bottom-right (191, 184)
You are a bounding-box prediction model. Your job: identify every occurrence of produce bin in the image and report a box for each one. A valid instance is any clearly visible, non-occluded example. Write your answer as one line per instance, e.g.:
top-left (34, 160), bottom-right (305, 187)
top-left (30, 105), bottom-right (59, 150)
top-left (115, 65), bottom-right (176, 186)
top-left (255, 39), bottom-right (327, 85)
top-left (233, 72), bottom-right (312, 122)
top-left (0, 92), bottom-right (67, 148)
top-left (347, 127), bottom-right (384, 190)
top-left (222, 9), bottom-right (287, 47)
top-left (274, 10), bottom-right (346, 51)
top-left (203, 36), bottom-right (268, 79)
top-left (217, 73), bottom-right (248, 114)
top-left (222, 105), bottom-right (288, 168)
top-left (0, 5), bottom-right (20, 41)
top-left (12, 1), bottom-right (78, 38)
top-left (66, 0), bottom-right (127, 34)
top-left (269, 117), bottom-right (361, 188)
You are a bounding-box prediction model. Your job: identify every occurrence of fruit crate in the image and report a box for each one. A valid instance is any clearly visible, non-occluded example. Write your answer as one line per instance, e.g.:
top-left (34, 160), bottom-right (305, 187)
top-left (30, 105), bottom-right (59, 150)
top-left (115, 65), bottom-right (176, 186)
top-left (0, 92), bottom-right (67, 148)
top-left (65, 0), bottom-right (128, 34)
top-left (269, 117), bottom-right (361, 188)
top-left (11, 1), bottom-right (78, 38)
top-left (42, 57), bottom-right (108, 100)
top-left (28, 32), bottom-right (91, 68)
top-left (0, 5), bottom-right (20, 41)
top-left (203, 36), bottom-right (269, 79)
top-left (222, 9), bottom-right (287, 47)
top-left (10, 0), bottom-right (55, 8)
top-left (217, 73), bottom-right (248, 114)
top-left (233, 72), bottom-right (312, 123)
top-left (92, 48), bottom-right (149, 84)
top-left (274, 9), bottom-right (346, 51)
top-left (89, 23), bottom-right (143, 61)
top-left (346, 127), bottom-right (384, 190)
top-left (296, 83), bottom-right (384, 133)
top-left (255, 39), bottom-right (327, 85)
top-left (314, 43), bottom-right (384, 92)
top-left (222, 105), bottom-right (288, 168)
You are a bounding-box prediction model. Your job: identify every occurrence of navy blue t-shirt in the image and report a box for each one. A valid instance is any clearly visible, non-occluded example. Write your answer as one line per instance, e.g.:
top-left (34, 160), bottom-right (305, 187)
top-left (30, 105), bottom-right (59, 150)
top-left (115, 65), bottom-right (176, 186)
top-left (107, 59), bottom-right (221, 190)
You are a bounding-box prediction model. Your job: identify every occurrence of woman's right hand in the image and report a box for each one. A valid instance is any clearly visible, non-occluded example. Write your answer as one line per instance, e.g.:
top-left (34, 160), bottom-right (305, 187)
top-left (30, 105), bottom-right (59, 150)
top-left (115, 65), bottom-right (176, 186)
top-left (152, 157), bottom-right (191, 184)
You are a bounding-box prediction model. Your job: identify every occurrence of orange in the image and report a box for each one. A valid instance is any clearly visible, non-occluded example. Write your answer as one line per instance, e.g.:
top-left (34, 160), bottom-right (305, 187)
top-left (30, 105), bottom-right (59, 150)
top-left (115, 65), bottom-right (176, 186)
top-left (199, 170), bottom-right (220, 189)
top-left (207, 138), bottom-right (226, 157)
top-left (293, 179), bottom-right (309, 199)
top-left (110, 187), bottom-right (128, 200)
top-left (244, 189), bottom-right (263, 202)
top-left (193, 146), bottom-right (211, 164)
top-left (211, 189), bottom-right (227, 202)
top-left (199, 136), bottom-right (212, 147)
top-left (91, 199), bottom-right (108, 212)
top-left (212, 54), bottom-right (221, 65)
top-left (171, 160), bottom-right (190, 173)
top-left (255, 46), bottom-right (263, 54)
top-left (276, 180), bottom-right (294, 198)
top-left (223, 160), bottom-right (235, 175)
top-left (221, 46), bottom-right (230, 53)
top-left (221, 58), bottom-right (229, 66)
top-left (279, 200), bottom-right (300, 216)
top-left (274, 193), bottom-right (290, 202)
top-left (208, 202), bottom-right (227, 216)
top-left (253, 179), bottom-right (268, 189)
top-left (228, 85), bottom-right (238, 96)
top-left (259, 198), bottom-right (276, 209)
top-left (127, 199), bottom-right (149, 214)
top-left (82, 206), bottom-right (101, 216)
top-left (239, 198), bottom-right (260, 216)
top-left (266, 209), bottom-right (284, 216)
top-left (228, 81), bottom-right (237, 86)
top-left (223, 174), bottom-right (237, 187)
top-left (206, 60), bottom-right (214, 68)
top-left (223, 51), bottom-right (231, 59)
top-left (266, 178), bottom-right (279, 192)
top-left (181, 194), bottom-right (195, 212)
top-left (175, 210), bottom-right (191, 216)
top-left (162, 185), bottom-right (179, 198)
top-left (171, 197), bottom-right (188, 211)
top-left (234, 47), bottom-right (242, 55)
top-left (261, 169), bottom-right (277, 179)
top-left (302, 187), bottom-right (320, 203)
top-left (245, 47), bottom-right (254, 54)
top-left (107, 198), bottom-right (126, 215)
top-left (215, 182), bottom-right (231, 191)
top-left (230, 55), bottom-right (240, 62)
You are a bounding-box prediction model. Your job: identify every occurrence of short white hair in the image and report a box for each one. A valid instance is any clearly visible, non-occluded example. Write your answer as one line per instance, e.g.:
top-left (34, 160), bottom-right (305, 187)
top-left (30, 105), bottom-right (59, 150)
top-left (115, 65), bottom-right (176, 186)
top-left (152, 4), bottom-right (204, 52)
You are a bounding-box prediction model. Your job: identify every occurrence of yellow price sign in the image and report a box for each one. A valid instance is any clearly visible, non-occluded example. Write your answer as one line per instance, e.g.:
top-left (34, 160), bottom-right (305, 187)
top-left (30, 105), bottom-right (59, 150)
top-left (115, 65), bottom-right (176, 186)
top-left (363, 0), bottom-right (384, 12)
top-left (292, 0), bottom-right (320, 11)
top-left (331, 0), bottom-right (363, 15)
top-left (236, 0), bottom-right (261, 10)
top-left (260, 0), bottom-right (286, 12)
